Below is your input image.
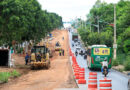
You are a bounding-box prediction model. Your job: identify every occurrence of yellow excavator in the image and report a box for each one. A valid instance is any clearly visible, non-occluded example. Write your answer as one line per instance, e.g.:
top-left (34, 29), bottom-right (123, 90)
top-left (30, 45), bottom-right (50, 69)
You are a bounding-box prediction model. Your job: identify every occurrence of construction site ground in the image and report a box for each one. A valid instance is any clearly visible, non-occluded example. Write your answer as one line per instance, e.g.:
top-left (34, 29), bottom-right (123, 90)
top-left (0, 30), bottom-right (77, 90)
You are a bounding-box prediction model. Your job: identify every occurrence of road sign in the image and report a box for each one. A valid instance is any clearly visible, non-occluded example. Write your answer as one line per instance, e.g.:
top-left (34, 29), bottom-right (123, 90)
top-left (113, 44), bottom-right (117, 49)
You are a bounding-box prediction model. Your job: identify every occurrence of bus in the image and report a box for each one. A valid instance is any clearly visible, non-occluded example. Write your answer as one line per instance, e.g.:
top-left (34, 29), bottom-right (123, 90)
top-left (87, 45), bottom-right (112, 69)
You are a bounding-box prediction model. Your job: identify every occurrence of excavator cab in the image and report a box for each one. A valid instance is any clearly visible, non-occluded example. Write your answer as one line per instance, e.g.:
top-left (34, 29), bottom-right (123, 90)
top-left (30, 46), bottom-right (50, 69)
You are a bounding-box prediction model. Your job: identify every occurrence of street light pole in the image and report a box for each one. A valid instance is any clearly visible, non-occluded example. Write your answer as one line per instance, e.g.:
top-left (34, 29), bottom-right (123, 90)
top-left (113, 4), bottom-right (117, 60)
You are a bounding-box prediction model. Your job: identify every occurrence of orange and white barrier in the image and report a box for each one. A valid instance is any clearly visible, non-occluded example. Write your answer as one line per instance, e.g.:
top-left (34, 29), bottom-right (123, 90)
top-left (78, 79), bottom-right (86, 84)
top-left (88, 72), bottom-right (98, 89)
top-left (99, 79), bottom-right (112, 90)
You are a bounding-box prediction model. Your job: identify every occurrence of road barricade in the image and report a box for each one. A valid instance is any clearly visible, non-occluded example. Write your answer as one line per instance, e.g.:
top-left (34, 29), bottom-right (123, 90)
top-left (89, 72), bottom-right (97, 80)
top-left (78, 79), bottom-right (86, 84)
top-left (78, 67), bottom-right (86, 84)
top-left (99, 79), bottom-right (112, 90)
top-left (80, 68), bottom-right (85, 71)
top-left (69, 48), bottom-right (72, 56)
top-left (88, 80), bottom-right (97, 88)
top-left (88, 72), bottom-right (98, 89)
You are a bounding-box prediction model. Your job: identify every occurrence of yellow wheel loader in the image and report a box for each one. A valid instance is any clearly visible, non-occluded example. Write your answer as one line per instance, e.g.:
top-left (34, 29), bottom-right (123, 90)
top-left (30, 46), bottom-right (50, 69)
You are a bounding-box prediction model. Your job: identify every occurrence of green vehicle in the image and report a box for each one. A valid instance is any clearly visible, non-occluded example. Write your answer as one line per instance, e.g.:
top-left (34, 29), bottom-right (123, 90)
top-left (87, 45), bottom-right (112, 69)
top-left (72, 33), bottom-right (78, 42)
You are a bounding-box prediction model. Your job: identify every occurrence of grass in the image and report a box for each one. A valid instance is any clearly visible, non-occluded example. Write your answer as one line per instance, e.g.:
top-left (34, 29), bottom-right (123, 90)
top-left (112, 53), bottom-right (126, 66)
top-left (11, 70), bottom-right (20, 77)
top-left (116, 53), bottom-right (126, 65)
top-left (0, 70), bottom-right (20, 83)
top-left (112, 52), bottom-right (130, 71)
top-left (0, 72), bottom-right (11, 83)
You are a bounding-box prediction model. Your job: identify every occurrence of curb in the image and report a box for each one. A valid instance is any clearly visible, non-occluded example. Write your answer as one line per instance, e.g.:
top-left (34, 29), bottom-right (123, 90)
top-left (69, 56), bottom-right (79, 88)
top-left (111, 69), bottom-right (130, 78)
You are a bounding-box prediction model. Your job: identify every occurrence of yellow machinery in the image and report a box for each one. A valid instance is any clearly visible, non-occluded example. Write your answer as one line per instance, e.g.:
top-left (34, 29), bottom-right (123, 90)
top-left (30, 46), bottom-right (50, 69)
top-left (55, 41), bottom-right (62, 51)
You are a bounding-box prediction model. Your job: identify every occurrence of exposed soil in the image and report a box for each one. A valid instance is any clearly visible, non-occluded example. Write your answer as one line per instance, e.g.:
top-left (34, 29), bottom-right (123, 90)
top-left (0, 30), bottom-right (77, 90)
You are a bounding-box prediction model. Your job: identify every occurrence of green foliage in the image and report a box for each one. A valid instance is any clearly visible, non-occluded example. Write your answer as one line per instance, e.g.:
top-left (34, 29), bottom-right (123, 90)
top-left (17, 47), bottom-right (23, 54)
top-left (116, 53), bottom-right (126, 65)
top-left (11, 70), bottom-right (20, 77)
top-left (0, 72), bottom-right (11, 83)
top-left (118, 68), bottom-right (124, 72)
top-left (112, 59), bottom-right (119, 66)
top-left (78, 28), bottom-right (113, 47)
top-left (0, 0), bottom-right (63, 46)
top-left (87, 32), bottom-right (100, 45)
top-left (0, 70), bottom-right (20, 83)
top-left (124, 55), bottom-right (130, 71)
top-left (75, 0), bottom-right (130, 59)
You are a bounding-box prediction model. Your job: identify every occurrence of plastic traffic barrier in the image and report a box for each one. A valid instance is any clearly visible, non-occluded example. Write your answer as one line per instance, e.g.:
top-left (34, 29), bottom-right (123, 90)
top-left (89, 72), bottom-right (97, 75)
top-left (99, 79), bottom-right (112, 90)
top-left (89, 72), bottom-right (97, 80)
top-left (79, 75), bottom-right (85, 79)
top-left (74, 72), bottom-right (79, 76)
top-left (79, 71), bottom-right (85, 74)
top-left (88, 80), bottom-right (97, 88)
top-left (88, 88), bottom-right (98, 90)
top-left (78, 79), bottom-right (86, 84)
top-left (75, 75), bottom-right (79, 79)
top-left (80, 68), bottom-right (85, 71)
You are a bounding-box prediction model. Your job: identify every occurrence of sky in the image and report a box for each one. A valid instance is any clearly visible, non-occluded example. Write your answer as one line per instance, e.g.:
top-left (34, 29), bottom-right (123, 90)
top-left (37, 0), bottom-right (120, 22)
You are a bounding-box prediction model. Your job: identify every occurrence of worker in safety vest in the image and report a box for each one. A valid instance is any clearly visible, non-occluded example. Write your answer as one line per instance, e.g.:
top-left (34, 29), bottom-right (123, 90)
top-left (59, 49), bottom-right (62, 56)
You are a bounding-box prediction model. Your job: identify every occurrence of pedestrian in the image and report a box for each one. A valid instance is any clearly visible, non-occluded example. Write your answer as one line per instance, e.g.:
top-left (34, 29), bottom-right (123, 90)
top-left (62, 49), bottom-right (64, 56)
top-left (59, 49), bottom-right (62, 56)
top-left (25, 53), bottom-right (29, 65)
top-left (62, 37), bottom-right (64, 40)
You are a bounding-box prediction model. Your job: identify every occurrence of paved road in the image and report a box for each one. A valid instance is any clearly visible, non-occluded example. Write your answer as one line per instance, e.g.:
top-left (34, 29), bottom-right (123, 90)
top-left (69, 31), bottom-right (129, 90)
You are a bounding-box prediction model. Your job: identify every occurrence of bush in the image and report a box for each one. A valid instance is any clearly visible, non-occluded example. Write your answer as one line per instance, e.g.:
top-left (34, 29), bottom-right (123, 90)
top-left (0, 70), bottom-right (20, 83)
top-left (11, 70), bottom-right (20, 77)
top-left (112, 60), bottom-right (119, 66)
top-left (118, 68), bottom-right (124, 72)
top-left (124, 55), bottom-right (130, 71)
top-left (116, 53), bottom-right (126, 65)
top-left (0, 72), bottom-right (11, 83)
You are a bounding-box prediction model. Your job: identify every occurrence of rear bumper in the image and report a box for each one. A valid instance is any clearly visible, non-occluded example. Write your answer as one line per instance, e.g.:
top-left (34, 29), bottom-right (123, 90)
top-left (91, 64), bottom-right (111, 69)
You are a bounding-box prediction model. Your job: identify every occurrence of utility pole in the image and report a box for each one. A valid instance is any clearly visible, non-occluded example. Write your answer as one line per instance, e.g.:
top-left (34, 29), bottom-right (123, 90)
top-left (98, 21), bottom-right (99, 33)
top-left (113, 4), bottom-right (117, 60)
top-left (97, 16), bottom-right (99, 33)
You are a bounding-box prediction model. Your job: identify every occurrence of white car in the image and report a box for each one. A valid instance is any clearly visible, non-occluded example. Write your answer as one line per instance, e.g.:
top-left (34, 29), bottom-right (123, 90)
top-left (76, 46), bottom-right (81, 51)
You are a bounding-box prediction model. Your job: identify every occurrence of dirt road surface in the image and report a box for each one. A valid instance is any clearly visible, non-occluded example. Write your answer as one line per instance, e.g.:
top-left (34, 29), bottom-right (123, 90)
top-left (0, 30), bottom-right (77, 90)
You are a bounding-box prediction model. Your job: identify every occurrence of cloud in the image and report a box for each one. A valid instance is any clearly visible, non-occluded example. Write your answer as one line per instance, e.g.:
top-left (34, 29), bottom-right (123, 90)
top-left (37, 0), bottom-right (120, 21)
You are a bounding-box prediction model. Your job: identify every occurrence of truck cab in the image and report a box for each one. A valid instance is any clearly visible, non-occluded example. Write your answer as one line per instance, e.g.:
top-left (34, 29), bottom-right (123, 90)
top-left (72, 33), bottom-right (78, 42)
